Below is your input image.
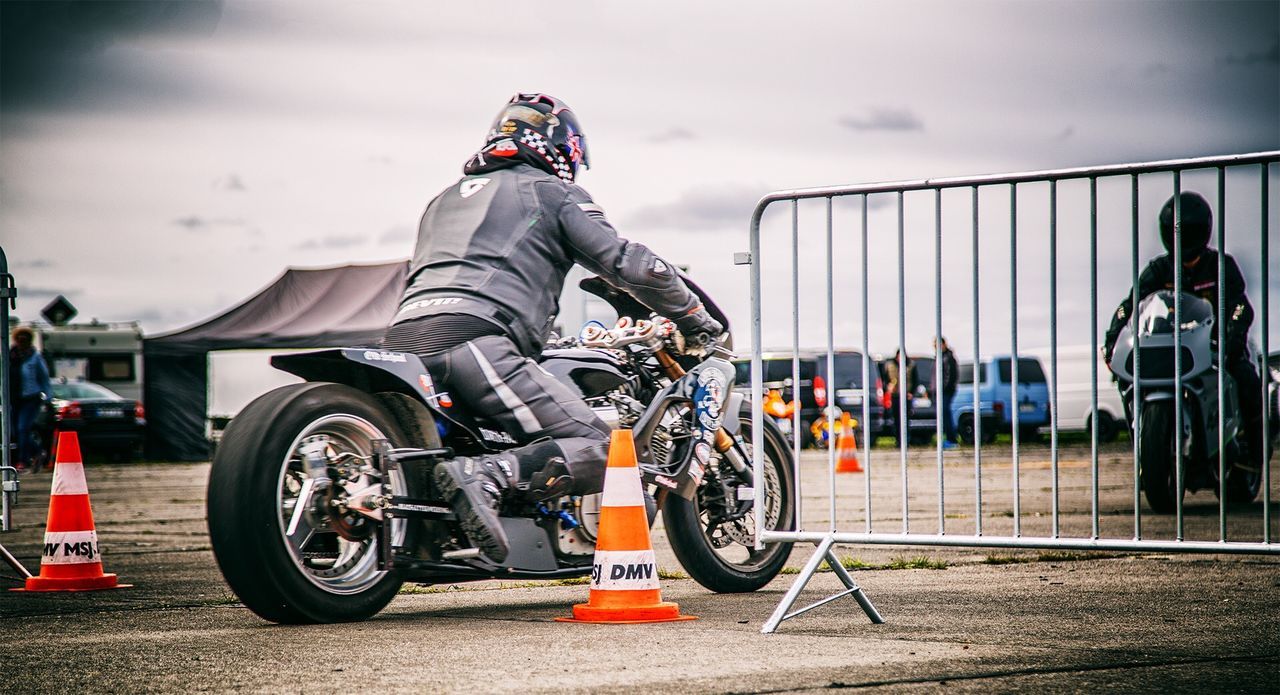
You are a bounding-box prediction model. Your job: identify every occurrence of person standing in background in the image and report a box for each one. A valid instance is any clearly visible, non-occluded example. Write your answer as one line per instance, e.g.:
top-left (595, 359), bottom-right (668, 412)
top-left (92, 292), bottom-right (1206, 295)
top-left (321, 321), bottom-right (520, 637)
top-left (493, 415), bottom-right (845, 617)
top-left (935, 336), bottom-right (959, 450)
top-left (9, 326), bottom-right (50, 473)
top-left (884, 349), bottom-right (913, 448)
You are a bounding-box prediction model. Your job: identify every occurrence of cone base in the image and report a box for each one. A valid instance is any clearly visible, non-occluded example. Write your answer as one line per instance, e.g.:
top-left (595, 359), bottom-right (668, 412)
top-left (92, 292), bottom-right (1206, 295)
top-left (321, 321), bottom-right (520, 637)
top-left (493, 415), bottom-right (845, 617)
top-left (556, 601), bottom-right (697, 624)
top-left (13, 573), bottom-right (129, 593)
top-left (835, 460), bottom-right (863, 473)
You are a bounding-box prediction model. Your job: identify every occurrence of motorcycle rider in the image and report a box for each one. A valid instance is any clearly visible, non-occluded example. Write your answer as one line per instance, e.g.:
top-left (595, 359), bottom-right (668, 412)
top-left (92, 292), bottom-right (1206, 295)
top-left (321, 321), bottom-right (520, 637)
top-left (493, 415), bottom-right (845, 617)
top-left (1103, 191), bottom-right (1263, 473)
top-left (382, 93), bottom-right (723, 562)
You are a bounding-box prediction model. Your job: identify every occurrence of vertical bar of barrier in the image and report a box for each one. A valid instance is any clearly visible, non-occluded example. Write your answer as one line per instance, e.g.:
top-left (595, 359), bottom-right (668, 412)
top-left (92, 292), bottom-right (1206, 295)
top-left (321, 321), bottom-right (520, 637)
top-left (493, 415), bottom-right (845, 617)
top-left (1090, 177), bottom-right (1100, 539)
top-left (750, 201), bottom-right (764, 551)
top-left (1262, 165), bottom-right (1271, 544)
top-left (791, 199), bottom-right (803, 533)
top-left (826, 197), bottom-right (837, 533)
top-left (936, 188), bottom-right (945, 535)
top-left (973, 186), bottom-right (983, 536)
top-left (1050, 180), bottom-right (1060, 537)
top-left (1131, 174), bottom-right (1143, 539)
top-left (1217, 168), bottom-right (1226, 541)
top-left (1174, 172), bottom-right (1185, 540)
top-left (898, 191), bottom-right (909, 534)
top-left (1010, 184), bottom-right (1021, 537)
top-left (862, 196), bottom-right (873, 534)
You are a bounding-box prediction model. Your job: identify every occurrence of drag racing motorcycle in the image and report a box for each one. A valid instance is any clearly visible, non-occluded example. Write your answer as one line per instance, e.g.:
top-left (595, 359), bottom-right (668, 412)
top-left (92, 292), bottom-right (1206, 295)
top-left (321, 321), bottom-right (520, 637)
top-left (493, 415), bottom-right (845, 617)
top-left (1107, 290), bottom-right (1265, 513)
top-left (207, 277), bottom-right (794, 624)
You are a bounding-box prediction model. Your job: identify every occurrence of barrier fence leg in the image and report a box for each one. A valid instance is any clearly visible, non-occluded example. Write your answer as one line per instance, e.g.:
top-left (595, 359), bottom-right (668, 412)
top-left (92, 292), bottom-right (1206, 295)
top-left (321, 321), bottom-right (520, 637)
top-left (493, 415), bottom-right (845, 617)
top-left (760, 535), bottom-right (883, 634)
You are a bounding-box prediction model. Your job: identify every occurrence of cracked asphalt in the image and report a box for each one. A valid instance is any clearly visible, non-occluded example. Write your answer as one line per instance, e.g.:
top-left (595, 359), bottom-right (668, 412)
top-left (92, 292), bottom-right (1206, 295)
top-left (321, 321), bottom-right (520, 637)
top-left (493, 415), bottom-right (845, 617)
top-left (1, 443), bottom-right (1277, 693)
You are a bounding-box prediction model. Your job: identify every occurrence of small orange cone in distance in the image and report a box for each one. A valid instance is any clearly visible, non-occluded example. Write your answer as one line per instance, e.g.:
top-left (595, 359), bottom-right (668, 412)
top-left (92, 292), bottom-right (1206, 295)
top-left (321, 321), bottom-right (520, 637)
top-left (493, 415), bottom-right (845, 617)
top-left (835, 412), bottom-right (864, 474)
top-left (13, 431), bottom-right (129, 592)
top-left (557, 429), bottom-right (695, 624)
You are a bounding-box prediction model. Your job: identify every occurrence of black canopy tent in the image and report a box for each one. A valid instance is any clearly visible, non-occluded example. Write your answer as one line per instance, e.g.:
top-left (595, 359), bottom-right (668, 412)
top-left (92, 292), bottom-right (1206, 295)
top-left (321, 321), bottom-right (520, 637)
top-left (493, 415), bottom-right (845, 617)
top-left (143, 262), bottom-right (408, 461)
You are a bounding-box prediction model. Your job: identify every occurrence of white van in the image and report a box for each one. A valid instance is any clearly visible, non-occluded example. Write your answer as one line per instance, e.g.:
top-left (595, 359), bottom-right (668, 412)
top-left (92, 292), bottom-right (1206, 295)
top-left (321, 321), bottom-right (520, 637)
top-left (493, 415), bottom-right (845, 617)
top-left (1024, 345), bottom-right (1126, 442)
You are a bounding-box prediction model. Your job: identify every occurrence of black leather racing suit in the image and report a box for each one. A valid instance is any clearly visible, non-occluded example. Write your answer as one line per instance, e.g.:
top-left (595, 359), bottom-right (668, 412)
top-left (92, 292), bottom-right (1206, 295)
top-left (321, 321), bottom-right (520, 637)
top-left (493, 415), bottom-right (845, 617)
top-left (1104, 249), bottom-right (1263, 465)
top-left (383, 162), bottom-right (704, 494)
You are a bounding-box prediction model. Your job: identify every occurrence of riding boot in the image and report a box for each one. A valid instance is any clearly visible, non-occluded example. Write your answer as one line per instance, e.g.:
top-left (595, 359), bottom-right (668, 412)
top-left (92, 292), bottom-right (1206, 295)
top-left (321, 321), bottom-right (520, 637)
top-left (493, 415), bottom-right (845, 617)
top-left (434, 455), bottom-right (516, 562)
top-left (525, 456), bottom-right (577, 502)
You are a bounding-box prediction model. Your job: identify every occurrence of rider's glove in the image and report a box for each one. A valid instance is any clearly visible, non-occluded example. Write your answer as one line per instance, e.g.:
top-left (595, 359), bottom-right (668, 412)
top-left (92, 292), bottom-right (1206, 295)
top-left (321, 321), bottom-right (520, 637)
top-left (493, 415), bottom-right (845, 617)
top-left (674, 305), bottom-right (723, 353)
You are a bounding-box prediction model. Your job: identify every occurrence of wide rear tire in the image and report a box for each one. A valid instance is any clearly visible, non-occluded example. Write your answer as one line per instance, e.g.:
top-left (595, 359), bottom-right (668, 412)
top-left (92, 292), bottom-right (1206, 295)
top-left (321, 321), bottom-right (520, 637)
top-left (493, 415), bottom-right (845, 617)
top-left (208, 383), bottom-right (408, 624)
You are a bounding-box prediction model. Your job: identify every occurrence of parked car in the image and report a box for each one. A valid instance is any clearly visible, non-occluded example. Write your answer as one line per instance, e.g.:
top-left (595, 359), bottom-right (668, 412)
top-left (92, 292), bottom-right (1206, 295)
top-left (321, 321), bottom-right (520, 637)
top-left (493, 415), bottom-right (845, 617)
top-left (1024, 346), bottom-right (1126, 442)
top-left (732, 350), bottom-right (885, 446)
top-left (951, 356), bottom-right (1051, 444)
top-left (876, 354), bottom-right (937, 445)
top-left (48, 378), bottom-right (147, 459)
top-left (817, 350), bottom-right (886, 444)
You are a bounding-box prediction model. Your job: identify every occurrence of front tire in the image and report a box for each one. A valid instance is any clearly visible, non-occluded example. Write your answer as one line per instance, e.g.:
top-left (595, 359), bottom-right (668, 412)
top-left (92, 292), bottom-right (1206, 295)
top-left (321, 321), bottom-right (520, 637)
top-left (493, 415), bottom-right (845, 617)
top-left (1138, 401), bottom-right (1179, 513)
top-left (208, 383), bottom-right (408, 624)
top-left (663, 405), bottom-right (794, 593)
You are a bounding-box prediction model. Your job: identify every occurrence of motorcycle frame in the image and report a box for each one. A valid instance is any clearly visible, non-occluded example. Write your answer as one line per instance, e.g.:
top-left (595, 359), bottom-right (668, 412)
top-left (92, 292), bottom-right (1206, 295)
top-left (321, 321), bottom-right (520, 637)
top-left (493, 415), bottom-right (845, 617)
top-left (271, 335), bottom-right (747, 582)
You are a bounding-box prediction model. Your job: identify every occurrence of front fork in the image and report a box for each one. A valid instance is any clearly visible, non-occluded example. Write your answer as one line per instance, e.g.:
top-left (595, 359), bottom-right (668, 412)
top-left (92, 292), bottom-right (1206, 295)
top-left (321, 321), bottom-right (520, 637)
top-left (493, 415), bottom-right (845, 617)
top-left (654, 347), bottom-right (754, 519)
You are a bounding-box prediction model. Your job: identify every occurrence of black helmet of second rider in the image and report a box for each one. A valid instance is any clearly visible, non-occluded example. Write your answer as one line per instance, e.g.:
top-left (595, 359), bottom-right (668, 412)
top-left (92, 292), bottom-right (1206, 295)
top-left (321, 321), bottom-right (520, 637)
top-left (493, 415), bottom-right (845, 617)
top-left (1159, 192), bottom-right (1213, 264)
top-left (476, 93), bottom-right (590, 183)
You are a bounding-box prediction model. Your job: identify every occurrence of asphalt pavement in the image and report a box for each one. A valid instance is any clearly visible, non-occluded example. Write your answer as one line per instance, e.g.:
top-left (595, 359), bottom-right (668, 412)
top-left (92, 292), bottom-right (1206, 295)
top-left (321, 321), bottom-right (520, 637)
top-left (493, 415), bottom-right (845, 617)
top-left (1, 443), bottom-right (1277, 693)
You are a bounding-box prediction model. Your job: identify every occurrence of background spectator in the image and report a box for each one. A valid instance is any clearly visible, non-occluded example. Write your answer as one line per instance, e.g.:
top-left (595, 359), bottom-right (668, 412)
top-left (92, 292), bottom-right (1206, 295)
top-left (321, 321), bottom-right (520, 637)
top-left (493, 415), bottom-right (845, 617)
top-left (935, 336), bottom-right (959, 450)
top-left (9, 326), bottom-right (51, 473)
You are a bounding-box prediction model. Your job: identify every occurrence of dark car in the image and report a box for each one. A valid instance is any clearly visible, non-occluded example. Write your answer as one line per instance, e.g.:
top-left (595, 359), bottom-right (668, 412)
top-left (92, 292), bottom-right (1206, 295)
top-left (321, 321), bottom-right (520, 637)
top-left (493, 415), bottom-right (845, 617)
top-left (49, 378), bottom-right (146, 459)
top-left (815, 351), bottom-right (886, 444)
top-left (733, 350), bottom-right (884, 446)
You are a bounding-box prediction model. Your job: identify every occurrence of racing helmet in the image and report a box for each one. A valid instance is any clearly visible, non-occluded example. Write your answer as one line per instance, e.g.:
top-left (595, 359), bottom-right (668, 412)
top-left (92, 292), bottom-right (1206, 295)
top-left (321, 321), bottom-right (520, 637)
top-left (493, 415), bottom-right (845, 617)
top-left (1158, 192), bottom-right (1212, 261)
top-left (482, 93), bottom-right (589, 183)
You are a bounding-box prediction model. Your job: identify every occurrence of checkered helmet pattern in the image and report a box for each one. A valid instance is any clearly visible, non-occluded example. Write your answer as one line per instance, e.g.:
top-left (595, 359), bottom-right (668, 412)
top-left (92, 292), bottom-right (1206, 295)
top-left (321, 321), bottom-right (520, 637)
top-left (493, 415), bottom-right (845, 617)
top-left (481, 93), bottom-right (589, 183)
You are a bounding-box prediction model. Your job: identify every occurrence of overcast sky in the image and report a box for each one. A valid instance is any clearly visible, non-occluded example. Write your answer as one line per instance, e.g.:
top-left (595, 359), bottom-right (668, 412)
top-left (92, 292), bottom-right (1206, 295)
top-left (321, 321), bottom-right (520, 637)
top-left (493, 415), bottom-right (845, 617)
top-left (1, 0), bottom-right (1277, 361)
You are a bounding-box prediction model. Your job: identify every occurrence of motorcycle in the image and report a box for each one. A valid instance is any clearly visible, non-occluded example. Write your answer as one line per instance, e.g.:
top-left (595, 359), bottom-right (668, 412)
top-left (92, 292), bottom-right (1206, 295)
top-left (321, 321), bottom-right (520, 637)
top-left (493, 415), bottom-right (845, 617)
top-left (1107, 290), bottom-right (1265, 513)
top-left (207, 276), bottom-right (794, 624)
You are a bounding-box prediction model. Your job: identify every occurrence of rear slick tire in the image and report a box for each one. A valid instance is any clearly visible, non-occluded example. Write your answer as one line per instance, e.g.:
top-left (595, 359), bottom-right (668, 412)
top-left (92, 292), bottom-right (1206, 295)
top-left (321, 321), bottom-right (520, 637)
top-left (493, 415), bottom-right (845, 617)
top-left (662, 405), bottom-right (794, 593)
top-left (207, 383), bottom-right (407, 624)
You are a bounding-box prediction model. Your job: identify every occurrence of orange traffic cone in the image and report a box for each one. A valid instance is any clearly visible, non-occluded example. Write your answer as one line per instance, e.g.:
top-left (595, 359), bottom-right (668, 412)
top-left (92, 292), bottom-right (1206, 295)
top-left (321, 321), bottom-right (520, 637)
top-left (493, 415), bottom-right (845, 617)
top-left (557, 429), bottom-right (695, 624)
top-left (13, 432), bottom-right (128, 592)
top-left (835, 412), bottom-right (863, 473)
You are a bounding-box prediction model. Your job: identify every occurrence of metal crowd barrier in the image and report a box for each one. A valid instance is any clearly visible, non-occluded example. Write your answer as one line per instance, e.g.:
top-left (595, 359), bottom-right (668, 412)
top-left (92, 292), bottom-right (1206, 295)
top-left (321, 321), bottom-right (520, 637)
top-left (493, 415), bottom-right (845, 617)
top-left (746, 152), bottom-right (1278, 633)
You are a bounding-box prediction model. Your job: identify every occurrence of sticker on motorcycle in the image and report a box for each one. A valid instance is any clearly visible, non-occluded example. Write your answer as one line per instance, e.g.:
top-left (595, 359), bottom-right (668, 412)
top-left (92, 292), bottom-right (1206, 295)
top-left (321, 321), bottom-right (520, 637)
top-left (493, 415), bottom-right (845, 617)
top-left (694, 367), bottom-right (727, 431)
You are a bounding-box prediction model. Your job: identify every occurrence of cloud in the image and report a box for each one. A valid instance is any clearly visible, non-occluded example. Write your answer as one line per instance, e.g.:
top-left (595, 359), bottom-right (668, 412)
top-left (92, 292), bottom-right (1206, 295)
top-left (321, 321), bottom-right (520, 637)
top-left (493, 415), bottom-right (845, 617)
top-left (378, 225), bottom-right (415, 245)
top-left (1141, 62), bottom-right (1171, 77)
top-left (838, 108), bottom-right (924, 132)
top-left (214, 173), bottom-right (247, 191)
top-left (172, 215), bottom-right (245, 232)
top-left (627, 185), bottom-right (771, 231)
top-left (1224, 38), bottom-right (1280, 66)
top-left (17, 285), bottom-right (79, 301)
top-left (644, 128), bottom-right (696, 144)
top-left (0, 1), bottom-right (224, 112)
top-left (10, 258), bottom-right (53, 269)
top-left (1054, 126), bottom-right (1075, 141)
top-left (294, 234), bottom-right (367, 250)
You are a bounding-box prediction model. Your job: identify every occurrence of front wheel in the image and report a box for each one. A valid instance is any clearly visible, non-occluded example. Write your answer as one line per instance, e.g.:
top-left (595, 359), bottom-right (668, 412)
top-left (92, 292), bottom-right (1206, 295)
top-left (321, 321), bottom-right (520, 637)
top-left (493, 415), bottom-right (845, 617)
top-left (207, 383), bottom-right (409, 623)
top-left (662, 404), bottom-right (794, 593)
top-left (1138, 401), bottom-right (1180, 513)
